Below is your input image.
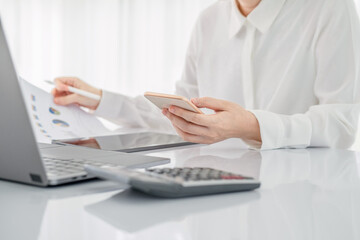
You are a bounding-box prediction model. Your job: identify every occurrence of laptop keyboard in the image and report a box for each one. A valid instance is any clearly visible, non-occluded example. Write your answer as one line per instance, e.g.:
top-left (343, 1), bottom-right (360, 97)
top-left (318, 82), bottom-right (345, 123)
top-left (43, 156), bottom-right (120, 179)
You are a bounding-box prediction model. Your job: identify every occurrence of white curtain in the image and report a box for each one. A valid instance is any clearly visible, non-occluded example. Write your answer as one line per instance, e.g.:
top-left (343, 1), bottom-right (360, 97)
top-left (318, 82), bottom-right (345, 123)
top-left (0, 0), bottom-right (215, 96)
top-left (1, 0), bottom-right (360, 95)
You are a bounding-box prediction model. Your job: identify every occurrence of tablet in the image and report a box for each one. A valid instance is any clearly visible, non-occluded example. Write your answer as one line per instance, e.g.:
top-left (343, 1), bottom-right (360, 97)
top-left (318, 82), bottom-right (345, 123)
top-left (53, 132), bottom-right (197, 153)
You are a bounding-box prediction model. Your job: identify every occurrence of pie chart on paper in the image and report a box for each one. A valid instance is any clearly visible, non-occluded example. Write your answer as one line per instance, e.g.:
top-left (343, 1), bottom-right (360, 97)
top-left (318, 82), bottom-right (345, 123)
top-left (49, 107), bottom-right (61, 115)
top-left (52, 119), bottom-right (70, 127)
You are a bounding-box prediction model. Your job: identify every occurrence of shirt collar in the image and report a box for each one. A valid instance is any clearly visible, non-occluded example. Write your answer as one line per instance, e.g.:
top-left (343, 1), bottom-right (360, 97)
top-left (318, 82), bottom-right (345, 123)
top-left (229, 0), bottom-right (287, 38)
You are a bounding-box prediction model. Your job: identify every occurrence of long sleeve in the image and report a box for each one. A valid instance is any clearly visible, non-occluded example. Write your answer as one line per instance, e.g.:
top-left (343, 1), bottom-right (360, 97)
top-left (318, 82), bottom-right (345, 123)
top-left (250, 0), bottom-right (360, 150)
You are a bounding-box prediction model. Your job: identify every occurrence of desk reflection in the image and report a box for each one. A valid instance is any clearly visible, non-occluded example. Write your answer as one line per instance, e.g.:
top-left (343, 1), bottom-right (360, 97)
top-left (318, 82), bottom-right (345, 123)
top-left (252, 149), bottom-right (360, 240)
top-left (86, 189), bottom-right (260, 233)
top-left (0, 180), bottom-right (123, 240)
top-left (86, 149), bottom-right (360, 240)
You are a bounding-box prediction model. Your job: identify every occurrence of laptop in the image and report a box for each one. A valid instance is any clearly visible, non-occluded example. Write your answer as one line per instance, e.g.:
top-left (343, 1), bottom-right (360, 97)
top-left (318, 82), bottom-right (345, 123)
top-left (0, 18), bottom-right (169, 187)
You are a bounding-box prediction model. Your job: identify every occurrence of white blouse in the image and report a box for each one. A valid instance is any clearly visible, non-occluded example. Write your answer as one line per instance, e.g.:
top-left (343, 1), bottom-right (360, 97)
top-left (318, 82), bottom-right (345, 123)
top-left (95, 0), bottom-right (360, 150)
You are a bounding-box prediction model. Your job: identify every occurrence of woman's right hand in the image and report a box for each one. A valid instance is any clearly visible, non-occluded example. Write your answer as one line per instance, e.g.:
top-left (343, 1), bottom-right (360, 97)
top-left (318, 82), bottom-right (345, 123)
top-left (51, 77), bottom-right (102, 110)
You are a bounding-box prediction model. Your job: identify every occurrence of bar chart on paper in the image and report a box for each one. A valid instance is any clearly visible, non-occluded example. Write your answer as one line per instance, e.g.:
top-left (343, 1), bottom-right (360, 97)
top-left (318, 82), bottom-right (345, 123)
top-left (19, 78), bottom-right (112, 143)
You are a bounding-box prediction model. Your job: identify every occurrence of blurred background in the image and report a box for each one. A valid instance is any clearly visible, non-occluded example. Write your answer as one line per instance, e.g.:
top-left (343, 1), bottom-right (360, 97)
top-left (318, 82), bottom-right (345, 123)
top-left (0, 0), bottom-right (214, 96)
top-left (0, 0), bottom-right (360, 148)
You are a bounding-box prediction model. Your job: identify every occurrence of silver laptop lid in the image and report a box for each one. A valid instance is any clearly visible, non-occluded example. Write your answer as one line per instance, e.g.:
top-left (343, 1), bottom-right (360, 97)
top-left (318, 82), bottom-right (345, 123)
top-left (0, 18), bottom-right (47, 186)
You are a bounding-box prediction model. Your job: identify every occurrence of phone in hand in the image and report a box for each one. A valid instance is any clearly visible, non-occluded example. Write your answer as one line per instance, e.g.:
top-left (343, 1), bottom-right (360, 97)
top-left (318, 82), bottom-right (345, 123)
top-left (144, 92), bottom-right (203, 114)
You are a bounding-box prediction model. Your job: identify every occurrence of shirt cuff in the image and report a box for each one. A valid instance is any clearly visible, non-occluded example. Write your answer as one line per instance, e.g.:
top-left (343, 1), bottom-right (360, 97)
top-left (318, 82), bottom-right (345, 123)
top-left (249, 110), bottom-right (312, 150)
top-left (94, 90), bottom-right (126, 120)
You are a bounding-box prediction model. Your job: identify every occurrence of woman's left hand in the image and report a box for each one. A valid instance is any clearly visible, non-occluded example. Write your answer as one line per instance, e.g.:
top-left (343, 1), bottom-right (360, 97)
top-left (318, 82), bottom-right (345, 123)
top-left (162, 97), bottom-right (262, 145)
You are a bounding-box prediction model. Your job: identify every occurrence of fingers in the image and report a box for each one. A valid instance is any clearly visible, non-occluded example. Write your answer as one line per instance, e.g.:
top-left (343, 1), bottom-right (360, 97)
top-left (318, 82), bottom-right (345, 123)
top-left (54, 76), bottom-right (101, 96)
top-left (54, 77), bottom-right (85, 92)
top-left (51, 77), bottom-right (101, 109)
top-left (172, 125), bottom-right (207, 144)
top-left (54, 77), bottom-right (77, 92)
top-left (163, 109), bottom-right (208, 136)
top-left (163, 108), bottom-right (224, 144)
top-left (51, 87), bottom-right (75, 105)
top-left (53, 93), bottom-right (87, 106)
top-left (168, 105), bottom-right (211, 126)
top-left (54, 77), bottom-right (78, 88)
top-left (54, 81), bottom-right (69, 92)
top-left (51, 88), bottom-right (67, 98)
top-left (191, 97), bottom-right (232, 111)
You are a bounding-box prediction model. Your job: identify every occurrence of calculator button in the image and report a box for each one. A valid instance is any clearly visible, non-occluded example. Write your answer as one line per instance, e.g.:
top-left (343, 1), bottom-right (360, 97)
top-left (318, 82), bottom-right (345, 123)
top-left (221, 175), bottom-right (244, 180)
top-left (145, 167), bottom-right (252, 182)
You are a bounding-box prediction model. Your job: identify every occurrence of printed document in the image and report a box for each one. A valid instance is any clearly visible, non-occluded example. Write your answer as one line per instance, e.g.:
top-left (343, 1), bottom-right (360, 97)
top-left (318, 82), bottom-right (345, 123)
top-left (19, 78), bottom-right (112, 143)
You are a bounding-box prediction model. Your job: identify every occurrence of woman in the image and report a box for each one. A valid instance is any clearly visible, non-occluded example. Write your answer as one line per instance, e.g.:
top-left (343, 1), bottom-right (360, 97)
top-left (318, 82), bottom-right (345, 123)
top-left (52, 0), bottom-right (360, 150)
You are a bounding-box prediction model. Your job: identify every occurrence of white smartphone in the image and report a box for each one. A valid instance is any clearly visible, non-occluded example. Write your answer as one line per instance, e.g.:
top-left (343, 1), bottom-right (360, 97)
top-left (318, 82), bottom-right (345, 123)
top-left (144, 92), bottom-right (203, 114)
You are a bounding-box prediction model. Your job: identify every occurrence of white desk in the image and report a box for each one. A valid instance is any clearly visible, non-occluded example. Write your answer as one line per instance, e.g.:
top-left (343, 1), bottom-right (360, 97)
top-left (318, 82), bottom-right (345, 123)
top-left (1, 139), bottom-right (360, 240)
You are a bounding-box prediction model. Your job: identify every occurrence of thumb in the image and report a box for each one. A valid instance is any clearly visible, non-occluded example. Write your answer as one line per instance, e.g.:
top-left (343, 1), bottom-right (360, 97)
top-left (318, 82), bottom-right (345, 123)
top-left (54, 93), bottom-right (99, 110)
top-left (191, 97), bottom-right (231, 111)
top-left (54, 79), bottom-right (70, 92)
top-left (54, 94), bottom-right (81, 106)
top-left (54, 77), bottom-right (83, 91)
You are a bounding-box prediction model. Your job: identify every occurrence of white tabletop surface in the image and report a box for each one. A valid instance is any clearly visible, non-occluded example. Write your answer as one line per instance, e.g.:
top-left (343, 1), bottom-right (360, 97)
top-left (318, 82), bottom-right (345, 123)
top-left (1, 139), bottom-right (360, 240)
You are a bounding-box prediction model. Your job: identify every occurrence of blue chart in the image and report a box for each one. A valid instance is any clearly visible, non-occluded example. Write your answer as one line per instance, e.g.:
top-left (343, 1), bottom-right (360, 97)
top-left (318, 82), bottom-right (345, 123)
top-left (52, 119), bottom-right (70, 128)
top-left (49, 107), bottom-right (61, 115)
top-left (29, 94), bottom-right (51, 138)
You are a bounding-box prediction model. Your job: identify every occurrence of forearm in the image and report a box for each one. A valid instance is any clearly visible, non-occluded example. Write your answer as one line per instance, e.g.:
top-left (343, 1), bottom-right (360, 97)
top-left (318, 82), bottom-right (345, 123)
top-left (248, 104), bottom-right (360, 150)
top-left (94, 90), bottom-right (174, 132)
top-left (233, 110), bottom-right (262, 147)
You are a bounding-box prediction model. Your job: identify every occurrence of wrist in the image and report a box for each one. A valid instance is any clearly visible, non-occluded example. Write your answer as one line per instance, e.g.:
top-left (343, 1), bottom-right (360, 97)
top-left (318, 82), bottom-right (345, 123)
top-left (89, 86), bottom-right (102, 97)
top-left (243, 111), bottom-right (262, 143)
top-left (94, 89), bottom-right (102, 109)
top-left (88, 88), bottom-right (102, 110)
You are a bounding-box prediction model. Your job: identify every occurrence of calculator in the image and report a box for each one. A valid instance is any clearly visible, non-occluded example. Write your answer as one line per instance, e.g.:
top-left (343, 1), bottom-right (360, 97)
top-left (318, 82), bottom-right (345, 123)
top-left (85, 165), bottom-right (261, 198)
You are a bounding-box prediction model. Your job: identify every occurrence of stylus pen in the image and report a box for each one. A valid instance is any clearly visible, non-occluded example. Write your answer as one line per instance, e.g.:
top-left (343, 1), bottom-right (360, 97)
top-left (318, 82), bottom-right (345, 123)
top-left (45, 80), bottom-right (101, 101)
